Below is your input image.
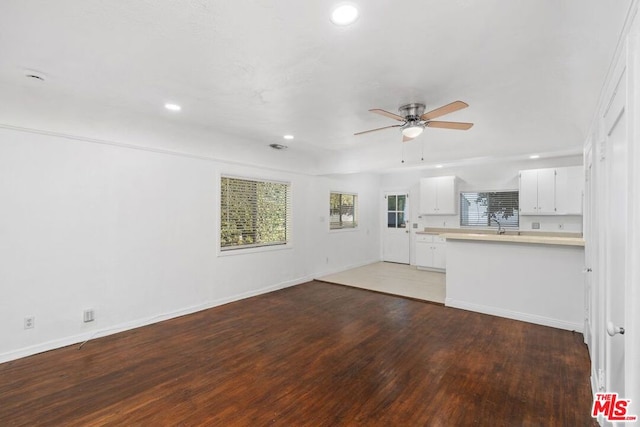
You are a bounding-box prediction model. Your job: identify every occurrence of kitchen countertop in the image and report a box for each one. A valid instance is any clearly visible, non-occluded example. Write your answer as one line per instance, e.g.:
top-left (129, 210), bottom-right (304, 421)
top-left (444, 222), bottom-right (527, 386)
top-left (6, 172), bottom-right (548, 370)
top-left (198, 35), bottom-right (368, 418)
top-left (416, 227), bottom-right (584, 247)
top-left (441, 233), bottom-right (585, 247)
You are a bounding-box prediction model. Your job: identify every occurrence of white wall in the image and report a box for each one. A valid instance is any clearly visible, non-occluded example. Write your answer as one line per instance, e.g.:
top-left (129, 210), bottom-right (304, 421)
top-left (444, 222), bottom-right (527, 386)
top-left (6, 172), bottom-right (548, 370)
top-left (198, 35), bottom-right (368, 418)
top-left (0, 127), bottom-right (381, 362)
top-left (446, 240), bottom-right (585, 332)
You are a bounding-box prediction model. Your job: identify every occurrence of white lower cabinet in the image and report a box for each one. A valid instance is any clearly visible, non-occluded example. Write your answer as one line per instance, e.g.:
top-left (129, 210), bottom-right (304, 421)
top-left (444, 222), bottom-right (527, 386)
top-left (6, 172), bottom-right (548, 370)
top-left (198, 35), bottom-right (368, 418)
top-left (415, 234), bottom-right (446, 271)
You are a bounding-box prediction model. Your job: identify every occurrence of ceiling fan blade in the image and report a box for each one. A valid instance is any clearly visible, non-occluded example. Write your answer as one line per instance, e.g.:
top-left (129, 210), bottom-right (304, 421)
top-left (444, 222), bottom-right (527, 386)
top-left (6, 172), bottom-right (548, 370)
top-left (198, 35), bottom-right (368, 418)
top-left (402, 135), bottom-right (415, 143)
top-left (354, 124), bottom-right (402, 136)
top-left (369, 109), bottom-right (406, 122)
top-left (420, 101), bottom-right (469, 121)
top-left (426, 121), bottom-right (474, 130)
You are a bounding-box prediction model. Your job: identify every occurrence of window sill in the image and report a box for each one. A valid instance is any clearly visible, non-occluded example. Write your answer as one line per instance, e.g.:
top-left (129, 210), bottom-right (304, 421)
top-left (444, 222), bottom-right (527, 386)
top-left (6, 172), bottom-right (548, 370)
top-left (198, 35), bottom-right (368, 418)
top-left (217, 243), bottom-right (293, 257)
top-left (329, 227), bottom-right (359, 233)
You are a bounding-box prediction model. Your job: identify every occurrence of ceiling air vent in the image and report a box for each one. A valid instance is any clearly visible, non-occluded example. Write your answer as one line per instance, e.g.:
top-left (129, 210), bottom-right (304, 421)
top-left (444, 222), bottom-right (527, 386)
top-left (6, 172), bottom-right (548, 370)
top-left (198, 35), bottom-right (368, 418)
top-left (24, 70), bottom-right (47, 81)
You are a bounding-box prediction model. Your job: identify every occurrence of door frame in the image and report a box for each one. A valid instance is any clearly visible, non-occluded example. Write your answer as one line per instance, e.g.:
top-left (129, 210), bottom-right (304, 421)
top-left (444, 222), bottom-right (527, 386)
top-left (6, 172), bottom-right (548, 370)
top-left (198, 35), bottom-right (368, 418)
top-left (381, 190), bottom-right (411, 264)
top-left (586, 4), bottom-right (640, 418)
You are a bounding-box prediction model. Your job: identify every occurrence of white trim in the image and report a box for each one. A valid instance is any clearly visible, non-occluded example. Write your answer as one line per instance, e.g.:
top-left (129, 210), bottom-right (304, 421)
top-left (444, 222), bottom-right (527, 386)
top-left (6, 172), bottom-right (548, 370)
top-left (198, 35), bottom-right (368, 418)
top-left (381, 190), bottom-right (412, 264)
top-left (0, 275), bottom-right (313, 365)
top-left (329, 190), bottom-right (359, 231)
top-left (218, 243), bottom-right (293, 257)
top-left (587, 1), bottom-right (639, 137)
top-left (0, 123), bottom-right (316, 176)
top-left (328, 227), bottom-right (359, 233)
top-left (218, 174), bottom-right (293, 255)
top-left (221, 173), bottom-right (291, 187)
top-left (445, 298), bottom-right (584, 332)
top-left (625, 4), bottom-right (640, 409)
top-left (313, 258), bottom-right (382, 280)
top-left (0, 257), bottom-right (382, 364)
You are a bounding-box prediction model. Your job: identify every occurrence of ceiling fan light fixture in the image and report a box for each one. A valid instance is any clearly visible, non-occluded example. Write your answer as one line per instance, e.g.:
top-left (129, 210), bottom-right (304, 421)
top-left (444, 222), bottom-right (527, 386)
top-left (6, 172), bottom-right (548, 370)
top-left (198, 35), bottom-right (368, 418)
top-left (402, 124), bottom-right (424, 139)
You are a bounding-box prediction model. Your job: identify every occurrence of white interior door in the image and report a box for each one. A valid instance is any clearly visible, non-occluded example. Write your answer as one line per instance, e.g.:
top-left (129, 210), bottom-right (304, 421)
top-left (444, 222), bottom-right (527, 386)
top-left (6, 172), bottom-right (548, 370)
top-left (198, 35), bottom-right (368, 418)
top-left (383, 192), bottom-right (410, 264)
top-left (584, 148), bottom-right (593, 350)
top-left (603, 75), bottom-right (627, 402)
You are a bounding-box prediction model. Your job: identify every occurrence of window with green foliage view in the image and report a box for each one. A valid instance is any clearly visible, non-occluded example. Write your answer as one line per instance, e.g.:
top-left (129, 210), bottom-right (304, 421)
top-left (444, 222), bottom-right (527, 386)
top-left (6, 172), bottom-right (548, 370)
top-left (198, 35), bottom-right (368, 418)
top-left (330, 192), bottom-right (357, 229)
top-left (460, 191), bottom-right (519, 228)
top-left (220, 176), bottom-right (291, 250)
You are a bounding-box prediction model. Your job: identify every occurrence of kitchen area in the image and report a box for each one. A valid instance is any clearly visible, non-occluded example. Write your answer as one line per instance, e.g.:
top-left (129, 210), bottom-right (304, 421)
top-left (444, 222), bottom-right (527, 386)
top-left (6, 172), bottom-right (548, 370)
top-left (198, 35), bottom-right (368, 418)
top-left (387, 159), bottom-right (586, 332)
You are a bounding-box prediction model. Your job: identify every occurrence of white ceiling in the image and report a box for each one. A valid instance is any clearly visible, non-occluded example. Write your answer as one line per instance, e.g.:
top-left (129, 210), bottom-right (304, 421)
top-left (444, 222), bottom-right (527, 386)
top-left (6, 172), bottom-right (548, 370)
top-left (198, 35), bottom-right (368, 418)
top-left (0, 0), bottom-right (632, 175)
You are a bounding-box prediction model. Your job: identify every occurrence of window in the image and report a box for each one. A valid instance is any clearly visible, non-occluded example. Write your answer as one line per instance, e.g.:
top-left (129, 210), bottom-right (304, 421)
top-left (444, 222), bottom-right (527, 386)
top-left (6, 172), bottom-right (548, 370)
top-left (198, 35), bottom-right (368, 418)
top-left (330, 192), bottom-right (357, 229)
top-left (220, 176), bottom-right (291, 250)
top-left (460, 191), bottom-right (519, 228)
top-left (387, 194), bottom-right (407, 228)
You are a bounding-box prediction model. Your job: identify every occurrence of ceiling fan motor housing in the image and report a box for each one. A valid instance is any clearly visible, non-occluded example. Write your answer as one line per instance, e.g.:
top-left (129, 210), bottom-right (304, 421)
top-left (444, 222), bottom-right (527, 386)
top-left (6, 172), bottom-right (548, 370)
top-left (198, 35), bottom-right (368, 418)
top-left (399, 103), bottom-right (426, 121)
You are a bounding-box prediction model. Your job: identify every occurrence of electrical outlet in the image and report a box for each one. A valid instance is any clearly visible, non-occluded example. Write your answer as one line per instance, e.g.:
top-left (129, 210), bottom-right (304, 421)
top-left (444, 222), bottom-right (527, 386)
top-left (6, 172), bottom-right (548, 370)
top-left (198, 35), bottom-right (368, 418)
top-left (83, 309), bottom-right (95, 323)
top-left (532, 222), bottom-right (540, 230)
top-left (24, 316), bottom-right (35, 329)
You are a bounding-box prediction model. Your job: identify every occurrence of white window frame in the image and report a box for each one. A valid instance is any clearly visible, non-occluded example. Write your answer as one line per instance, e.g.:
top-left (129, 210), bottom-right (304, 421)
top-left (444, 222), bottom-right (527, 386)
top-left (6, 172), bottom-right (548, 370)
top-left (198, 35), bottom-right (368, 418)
top-left (459, 190), bottom-right (519, 229)
top-left (219, 175), bottom-right (292, 254)
top-left (329, 191), bottom-right (358, 231)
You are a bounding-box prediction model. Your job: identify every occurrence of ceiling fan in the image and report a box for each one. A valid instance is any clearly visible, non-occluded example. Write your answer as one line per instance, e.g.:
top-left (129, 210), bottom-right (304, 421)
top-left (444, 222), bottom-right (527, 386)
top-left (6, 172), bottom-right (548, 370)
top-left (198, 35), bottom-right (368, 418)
top-left (355, 100), bottom-right (473, 142)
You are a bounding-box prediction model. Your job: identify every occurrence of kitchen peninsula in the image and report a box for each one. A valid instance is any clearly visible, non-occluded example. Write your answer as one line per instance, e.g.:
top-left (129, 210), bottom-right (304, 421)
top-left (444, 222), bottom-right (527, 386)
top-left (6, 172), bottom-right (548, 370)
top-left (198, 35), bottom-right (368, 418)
top-left (440, 230), bottom-right (585, 332)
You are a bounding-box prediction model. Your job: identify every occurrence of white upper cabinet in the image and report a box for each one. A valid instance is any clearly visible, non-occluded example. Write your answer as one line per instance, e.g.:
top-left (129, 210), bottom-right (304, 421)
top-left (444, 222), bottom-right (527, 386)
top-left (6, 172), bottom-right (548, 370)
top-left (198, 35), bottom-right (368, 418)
top-left (555, 166), bottom-right (584, 214)
top-left (419, 176), bottom-right (458, 215)
top-left (519, 169), bottom-right (540, 215)
top-left (519, 166), bottom-right (583, 215)
top-left (419, 177), bottom-right (439, 213)
top-left (536, 168), bottom-right (556, 214)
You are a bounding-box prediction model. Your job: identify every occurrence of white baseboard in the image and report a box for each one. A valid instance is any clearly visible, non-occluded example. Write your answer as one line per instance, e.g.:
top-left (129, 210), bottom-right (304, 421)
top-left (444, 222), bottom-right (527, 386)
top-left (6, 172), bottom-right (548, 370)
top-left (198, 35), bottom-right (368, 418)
top-left (313, 258), bottom-right (382, 279)
top-left (0, 275), bottom-right (314, 365)
top-left (445, 298), bottom-right (584, 332)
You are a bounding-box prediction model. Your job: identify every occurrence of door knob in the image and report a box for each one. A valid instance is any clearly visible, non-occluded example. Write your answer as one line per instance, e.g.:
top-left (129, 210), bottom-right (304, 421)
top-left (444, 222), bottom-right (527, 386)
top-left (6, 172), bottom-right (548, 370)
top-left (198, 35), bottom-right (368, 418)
top-left (607, 321), bottom-right (625, 336)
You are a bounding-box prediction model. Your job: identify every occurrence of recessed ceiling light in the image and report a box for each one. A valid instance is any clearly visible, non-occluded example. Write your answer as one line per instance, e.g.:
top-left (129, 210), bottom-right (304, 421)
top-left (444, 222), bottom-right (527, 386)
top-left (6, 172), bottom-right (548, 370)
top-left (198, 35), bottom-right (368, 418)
top-left (529, 155), bottom-right (540, 159)
top-left (283, 135), bottom-right (294, 140)
top-left (436, 164), bottom-right (443, 169)
top-left (331, 4), bottom-right (359, 25)
top-left (164, 103), bottom-right (181, 112)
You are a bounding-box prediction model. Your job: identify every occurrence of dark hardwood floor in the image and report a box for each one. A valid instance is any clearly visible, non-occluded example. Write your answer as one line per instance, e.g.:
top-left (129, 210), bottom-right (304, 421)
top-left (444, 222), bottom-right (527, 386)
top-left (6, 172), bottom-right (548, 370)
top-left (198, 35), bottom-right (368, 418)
top-left (0, 281), bottom-right (595, 426)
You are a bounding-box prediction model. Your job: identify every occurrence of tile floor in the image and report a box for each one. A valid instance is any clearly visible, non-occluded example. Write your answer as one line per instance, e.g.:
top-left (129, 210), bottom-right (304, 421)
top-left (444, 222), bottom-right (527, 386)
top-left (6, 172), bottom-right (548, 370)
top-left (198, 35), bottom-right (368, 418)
top-left (317, 261), bottom-right (446, 304)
